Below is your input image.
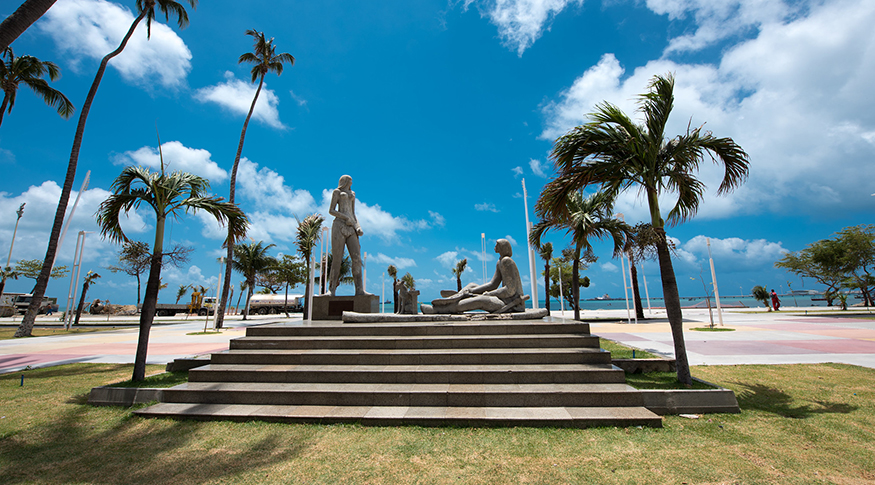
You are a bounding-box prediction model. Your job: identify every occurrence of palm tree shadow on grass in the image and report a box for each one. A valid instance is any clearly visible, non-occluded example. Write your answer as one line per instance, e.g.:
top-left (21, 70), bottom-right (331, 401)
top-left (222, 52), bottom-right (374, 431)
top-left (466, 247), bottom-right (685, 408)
top-left (0, 402), bottom-right (309, 484)
top-left (732, 381), bottom-right (857, 418)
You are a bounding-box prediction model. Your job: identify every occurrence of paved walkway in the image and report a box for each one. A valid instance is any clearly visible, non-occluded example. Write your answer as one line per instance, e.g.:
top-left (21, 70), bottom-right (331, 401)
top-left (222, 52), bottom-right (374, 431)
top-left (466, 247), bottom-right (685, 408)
top-left (2, 307), bottom-right (874, 375)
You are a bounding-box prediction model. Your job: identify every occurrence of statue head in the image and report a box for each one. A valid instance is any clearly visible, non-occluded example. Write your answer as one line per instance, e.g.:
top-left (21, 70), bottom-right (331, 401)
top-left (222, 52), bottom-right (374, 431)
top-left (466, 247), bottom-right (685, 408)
top-left (338, 174), bottom-right (352, 189)
top-left (494, 239), bottom-right (512, 258)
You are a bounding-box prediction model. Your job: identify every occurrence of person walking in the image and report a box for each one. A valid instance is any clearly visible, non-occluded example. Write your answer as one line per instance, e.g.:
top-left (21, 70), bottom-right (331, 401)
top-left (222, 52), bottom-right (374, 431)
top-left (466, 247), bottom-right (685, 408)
top-left (770, 289), bottom-right (781, 311)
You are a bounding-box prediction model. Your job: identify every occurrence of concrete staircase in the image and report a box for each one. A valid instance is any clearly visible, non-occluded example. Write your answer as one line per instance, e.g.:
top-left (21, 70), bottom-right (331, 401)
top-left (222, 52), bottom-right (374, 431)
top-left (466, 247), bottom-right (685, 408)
top-left (135, 320), bottom-right (662, 428)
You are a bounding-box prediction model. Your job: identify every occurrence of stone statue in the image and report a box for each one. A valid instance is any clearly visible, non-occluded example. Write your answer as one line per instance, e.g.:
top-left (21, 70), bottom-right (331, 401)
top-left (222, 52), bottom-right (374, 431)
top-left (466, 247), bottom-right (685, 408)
top-left (421, 239), bottom-right (528, 314)
top-left (395, 280), bottom-right (420, 315)
top-left (327, 175), bottom-right (370, 296)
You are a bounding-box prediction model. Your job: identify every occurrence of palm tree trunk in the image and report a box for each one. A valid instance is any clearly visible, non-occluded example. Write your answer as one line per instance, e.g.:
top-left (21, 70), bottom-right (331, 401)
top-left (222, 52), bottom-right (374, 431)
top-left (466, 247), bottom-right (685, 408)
top-left (218, 75), bottom-right (264, 329)
top-left (243, 283), bottom-right (254, 320)
top-left (630, 261), bottom-right (644, 320)
top-left (393, 278), bottom-right (399, 313)
top-left (0, 92), bottom-right (10, 128)
top-left (15, 9), bottom-right (147, 338)
top-left (133, 215), bottom-right (165, 382)
top-left (572, 248), bottom-right (580, 321)
top-left (73, 281), bottom-right (91, 326)
top-left (544, 262), bottom-right (550, 316)
top-left (283, 283), bottom-right (290, 317)
top-left (0, 0), bottom-right (58, 52)
top-left (655, 229), bottom-right (692, 386)
top-left (456, 276), bottom-right (462, 292)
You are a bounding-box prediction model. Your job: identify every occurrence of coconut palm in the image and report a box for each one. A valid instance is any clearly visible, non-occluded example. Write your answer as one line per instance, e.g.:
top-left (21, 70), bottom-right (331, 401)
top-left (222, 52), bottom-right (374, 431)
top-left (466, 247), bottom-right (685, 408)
top-left (73, 271), bottom-right (100, 326)
top-left (294, 214), bottom-right (324, 317)
top-left (751, 285), bottom-right (771, 311)
top-left (0, 0), bottom-right (58, 53)
top-left (537, 242), bottom-right (553, 315)
top-left (95, 163), bottom-right (246, 382)
top-left (451, 258), bottom-right (467, 292)
top-left (532, 190), bottom-right (629, 321)
top-left (175, 284), bottom-right (188, 304)
top-left (539, 74), bottom-right (750, 385)
top-left (217, 29), bottom-right (295, 329)
top-left (0, 47), bottom-right (73, 128)
top-left (17, 0), bottom-right (197, 338)
top-left (387, 265), bottom-right (398, 312)
top-left (401, 272), bottom-right (415, 290)
top-left (231, 241), bottom-right (276, 320)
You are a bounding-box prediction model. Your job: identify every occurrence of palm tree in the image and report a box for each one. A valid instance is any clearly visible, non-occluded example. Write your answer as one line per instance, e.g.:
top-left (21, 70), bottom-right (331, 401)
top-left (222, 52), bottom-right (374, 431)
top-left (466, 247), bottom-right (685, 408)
top-left (387, 265), bottom-right (398, 312)
top-left (294, 214), bottom-right (323, 317)
top-left (452, 258), bottom-right (467, 292)
top-left (537, 242), bottom-right (552, 315)
top-left (532, 190), bottom-right (629, 321)
top-left (17, 0), bottom-right (197, 338)
top-left (73, 271), bottom-right (100, 326)
top-left (217, 29), bottom-right (295, 329)
top-left (0, 0), bottom-right (58, 52)
top-left (95, 163), bottom-right (246, 382)
top-left (231, 241), bottom-right (276, 320)
top-left (751, 285), bottom-right (771, 311)
top-left (401, 272), bottom-right (415, 290)
top-left (175, 284), bottom-right (188, 304)
top-left (0, 47), bottom-right (73, 128)
top-left (234, 280), bottom-right (246, 314)
top-left (539, 74), bottom-right (750, 385)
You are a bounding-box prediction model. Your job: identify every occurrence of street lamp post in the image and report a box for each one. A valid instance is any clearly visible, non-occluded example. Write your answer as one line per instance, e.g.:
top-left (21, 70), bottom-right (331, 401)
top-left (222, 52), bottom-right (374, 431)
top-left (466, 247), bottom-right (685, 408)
top-left (1, 203), bottom-right (25, 298)
top-left (522, 179), bottom-right (539, 309)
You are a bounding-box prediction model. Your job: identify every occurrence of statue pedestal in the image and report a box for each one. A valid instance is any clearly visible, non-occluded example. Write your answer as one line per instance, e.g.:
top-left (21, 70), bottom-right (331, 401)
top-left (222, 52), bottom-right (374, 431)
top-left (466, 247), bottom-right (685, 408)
top-left (312, 294), bottom-right (379, 321)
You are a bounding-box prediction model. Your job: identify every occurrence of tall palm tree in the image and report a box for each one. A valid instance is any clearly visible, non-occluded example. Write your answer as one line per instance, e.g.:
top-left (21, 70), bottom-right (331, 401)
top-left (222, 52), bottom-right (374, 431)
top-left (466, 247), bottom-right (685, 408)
top-left (174, 284), bottom-right (188, 304)
top-left (539, 73), bottom-right (750, 385)
top-left (95, 163), bottom-right (246, 382)
top-left (387, 265), bottom-right (398, 312)
top-left (231, 241), bottom-right (276, 320)
top-left (217, 29), bottom-right (295, 329)
top-left (532, 190), bottom-right (629, 321)
top-left (73, 271), bottom-right (100, 326)
top-left (451, 258), bottom-right (467, 292)
top-left (537, 242), bottom-right (552, 315)
top-left (294, 214), bottom-right (323, 318)
top-left (0, 0), bottom-right (58, 52)
top-left (0, 47), bottom-right (73, 128)
top-left (17, 0), bottom-right (197, 338)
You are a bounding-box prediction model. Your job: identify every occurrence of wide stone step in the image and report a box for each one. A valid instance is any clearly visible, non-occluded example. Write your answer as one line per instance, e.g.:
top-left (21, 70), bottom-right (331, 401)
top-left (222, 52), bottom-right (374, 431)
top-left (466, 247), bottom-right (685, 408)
top-left (230, 334), bottom-right (600, 350)
top-left (159, 382), bottom-right (644, 407)
top-left (210, 347), bottom-right (612, 366)
top-left (135, 403), bottom-right (662, 428)
top-left (188, 363), bottom-right (625, 385)
top-left (245, 322), bottom-right (592, 337)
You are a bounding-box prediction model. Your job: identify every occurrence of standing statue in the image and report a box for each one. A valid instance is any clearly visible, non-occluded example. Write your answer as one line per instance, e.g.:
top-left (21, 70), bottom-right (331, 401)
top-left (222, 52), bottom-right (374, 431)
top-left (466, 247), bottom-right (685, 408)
top-left (421, 239), bottom-right (528, 314)
top-left (327, 175), bottom-right (371, 296)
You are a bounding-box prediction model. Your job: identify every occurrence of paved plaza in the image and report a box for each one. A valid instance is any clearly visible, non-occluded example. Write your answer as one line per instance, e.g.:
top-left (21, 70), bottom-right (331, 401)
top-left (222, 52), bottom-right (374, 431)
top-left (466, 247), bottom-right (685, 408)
top-left (1, 306), bottom-right (875, 375)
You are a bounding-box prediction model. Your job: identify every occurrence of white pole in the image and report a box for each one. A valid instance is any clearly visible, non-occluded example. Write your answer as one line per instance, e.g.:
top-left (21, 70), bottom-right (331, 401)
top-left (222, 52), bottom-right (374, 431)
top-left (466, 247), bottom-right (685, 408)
top-left (64, 231), bottom-right (84, 329)
top-left (381, 272), bottom-right (385, 314)
top-left (54, 171), bottom-right (90, 267)
top-left (522, 179), bottom-right (538, 309)
top-left (642, 272), bottom-right (653, 315)
top-left (707, 238), bottom-right (724, 326)
top-left (5, 203), bottom-right (25, 269)
top-left (213, 257), bottom-right (224, 329)
top-left (363, 252), bottom-right (367, 294)
top-left (481, 233), bottom-right (486, 284)
top-left (616, 213), bottom-right (632, 324)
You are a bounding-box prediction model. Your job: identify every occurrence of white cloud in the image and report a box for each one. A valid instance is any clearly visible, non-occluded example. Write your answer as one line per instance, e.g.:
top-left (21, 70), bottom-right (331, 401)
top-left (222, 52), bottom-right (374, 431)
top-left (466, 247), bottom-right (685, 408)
top-left (429, 211), bottom-right (446, 227)
top-left (435, 251), bottom-right (460, 268)
top-left (503, 234), bottom-right (518, 246)
top-left (194, 72), bottom-right (286, 129)
top-left (511, 166), bottom-right (524, 176)
top-left (160, 264), bottom-right (217, 292)
top-left (371, 253), bottom-right (417, 269)
top-left (116, 141), bottom-right (228, 182)
top-left (529, 158), bottom-right (548, 177)
top-left (681, 235), bottom-right (787, 272)
top-left (0, 181), bottom-right (147, 268)
top-left (38, 0), bottom-right (192, 88)
top-left (474, 0), bottom-right (584, 56)
top-left (541, 0), bottom-right (875, 219)
top-left (600, 261), bottom-right (619, 273)
top-left (475, 202), bottom-right (500, 212)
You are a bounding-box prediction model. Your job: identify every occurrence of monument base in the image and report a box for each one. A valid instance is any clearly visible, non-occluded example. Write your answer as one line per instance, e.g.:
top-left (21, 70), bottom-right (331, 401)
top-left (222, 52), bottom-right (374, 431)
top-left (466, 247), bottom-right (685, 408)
top-left (342, 308), bottom-right (548, 323)
top-left (311, 294), bottom-right (379, 321)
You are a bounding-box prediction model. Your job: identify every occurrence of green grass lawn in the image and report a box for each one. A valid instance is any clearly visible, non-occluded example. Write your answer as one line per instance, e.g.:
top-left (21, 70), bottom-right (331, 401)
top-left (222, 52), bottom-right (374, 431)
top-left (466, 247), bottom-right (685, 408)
top-left (0, 326), bottom-right (117, 340)
top-left (2, 362), bottom-right (874, 484)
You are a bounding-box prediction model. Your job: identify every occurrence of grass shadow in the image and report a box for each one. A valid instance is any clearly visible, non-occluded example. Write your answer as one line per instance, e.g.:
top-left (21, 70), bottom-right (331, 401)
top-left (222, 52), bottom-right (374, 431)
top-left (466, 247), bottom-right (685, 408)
top-left (732, 381), bottom-right (857, 418)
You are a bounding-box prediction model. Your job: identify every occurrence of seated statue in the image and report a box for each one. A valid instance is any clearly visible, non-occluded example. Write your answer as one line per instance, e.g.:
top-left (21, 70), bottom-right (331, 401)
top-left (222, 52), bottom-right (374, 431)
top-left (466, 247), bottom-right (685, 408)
top-left (421, 239), bottom-right (528, 314)
top-left (395, 280), bottom-right (420, 315)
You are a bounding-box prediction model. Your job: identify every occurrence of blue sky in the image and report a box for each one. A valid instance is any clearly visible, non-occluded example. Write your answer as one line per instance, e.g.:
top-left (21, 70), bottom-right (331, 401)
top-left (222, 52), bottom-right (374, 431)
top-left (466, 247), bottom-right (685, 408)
top-left (1, 0), bottom-right (873, 307)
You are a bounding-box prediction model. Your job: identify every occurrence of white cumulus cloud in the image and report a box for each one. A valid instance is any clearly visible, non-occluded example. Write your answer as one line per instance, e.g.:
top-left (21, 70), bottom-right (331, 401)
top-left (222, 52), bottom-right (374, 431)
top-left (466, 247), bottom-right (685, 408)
top-left (38, 0), bottom-right (192, 88)
top-left (116, 141), bottom-right (227, 182)
top-left (194, 71), bottom-right (286, 129)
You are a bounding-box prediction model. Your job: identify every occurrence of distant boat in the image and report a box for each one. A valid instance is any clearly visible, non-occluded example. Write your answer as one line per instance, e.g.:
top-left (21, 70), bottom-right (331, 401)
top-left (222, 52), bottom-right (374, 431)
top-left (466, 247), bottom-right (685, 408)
top-left (593, 294), bottom-right (610, 300)
top-left (383, 300), bottom-right (391, 304)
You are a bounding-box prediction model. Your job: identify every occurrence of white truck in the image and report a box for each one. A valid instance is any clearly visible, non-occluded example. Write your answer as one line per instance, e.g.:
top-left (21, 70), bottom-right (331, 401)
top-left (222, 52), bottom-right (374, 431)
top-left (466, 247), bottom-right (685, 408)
top-left (0, 293), bottom-right (59, 316)
top-left (247, 294), bottom-right (303, 314)
top-left (145, 296), bottom-right (217, 316)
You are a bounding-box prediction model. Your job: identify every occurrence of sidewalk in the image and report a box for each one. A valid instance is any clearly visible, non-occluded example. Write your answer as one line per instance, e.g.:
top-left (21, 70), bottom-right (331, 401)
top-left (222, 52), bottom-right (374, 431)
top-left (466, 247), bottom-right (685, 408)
top-left (2, 307), bottom-right (875, 375)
